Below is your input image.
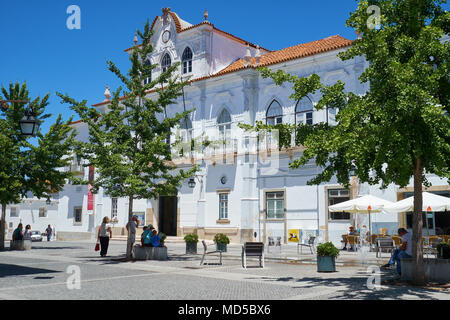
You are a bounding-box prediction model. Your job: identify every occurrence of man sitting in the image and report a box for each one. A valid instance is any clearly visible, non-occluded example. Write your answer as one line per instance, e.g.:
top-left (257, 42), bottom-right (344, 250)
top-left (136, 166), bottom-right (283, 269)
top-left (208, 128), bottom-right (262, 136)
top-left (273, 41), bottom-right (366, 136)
top-left (150, 230), bottom-right (162, 247)
top-left (12, 223), bottom-right (23, 241)
top-left (382, 228), bottom-right (412, 275)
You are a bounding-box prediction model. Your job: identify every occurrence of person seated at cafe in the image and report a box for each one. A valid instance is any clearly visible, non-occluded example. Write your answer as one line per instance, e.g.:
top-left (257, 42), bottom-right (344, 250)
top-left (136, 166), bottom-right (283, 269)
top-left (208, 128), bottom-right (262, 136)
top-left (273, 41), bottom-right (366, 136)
top-left (342, 226), bottom-right (356, 250)
top-left (140, 226), bottom-right (148, 246)
top-left (382, 228), bottom-right (412, 275)
top-left (12, 223), bottom-right (23, 241)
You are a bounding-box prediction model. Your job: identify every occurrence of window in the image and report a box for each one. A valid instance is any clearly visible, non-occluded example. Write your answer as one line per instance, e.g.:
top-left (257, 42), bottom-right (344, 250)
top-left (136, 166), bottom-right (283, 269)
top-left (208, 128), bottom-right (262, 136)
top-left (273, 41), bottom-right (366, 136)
top-left (161, 53), bottom-right (171, 73)
top-left (10, 207), bottom-right (19, 217)
top-left (296, 97), bottom-right (314, 125)
top-left (217, 109), bottom-right (232, 141)
top-left (182, 47), bottom-right (193, 74)
top-left (266, 100), bottom-right (283, 125)
top-left (74, 207), bottom-right (82, 224)
top-left (266, 192), bottom-right (284, 219)
top-left (328, 189), bottom-right (351, 220)
top-left (39, 207), bottom-right (47, 218)
top-left (111, 198), bottom-right (118, 219)
top-left (219, 193), bottom-right (228, 220)
top-left (143, 59), bottom-right (152, 85)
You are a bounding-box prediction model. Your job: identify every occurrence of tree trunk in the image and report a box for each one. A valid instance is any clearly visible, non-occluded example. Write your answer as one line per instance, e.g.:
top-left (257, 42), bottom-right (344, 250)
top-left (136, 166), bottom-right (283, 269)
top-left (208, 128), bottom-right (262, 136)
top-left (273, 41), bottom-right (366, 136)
top-left (0, 203), bottom-right (6, 251)
top-left (411, 157), bottom-right (425, 285)
top-left (126, 195), bottom-right (134, 260)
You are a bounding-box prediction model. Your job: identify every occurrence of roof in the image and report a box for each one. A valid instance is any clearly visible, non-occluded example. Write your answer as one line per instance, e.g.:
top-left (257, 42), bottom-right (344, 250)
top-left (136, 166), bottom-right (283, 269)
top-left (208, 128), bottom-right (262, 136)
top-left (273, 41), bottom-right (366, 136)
top-left (214, 35), bottom-right (353, 77)
top-left (92, 35), bottom-right (353, 109)
top-left (125, 9), bottom-right (270, 52)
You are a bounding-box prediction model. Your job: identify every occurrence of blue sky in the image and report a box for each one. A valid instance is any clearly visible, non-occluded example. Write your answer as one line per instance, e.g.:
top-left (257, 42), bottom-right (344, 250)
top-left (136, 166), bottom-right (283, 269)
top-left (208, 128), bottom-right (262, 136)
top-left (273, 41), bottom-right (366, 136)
top-left (0, 0), bottom-right (362, 134)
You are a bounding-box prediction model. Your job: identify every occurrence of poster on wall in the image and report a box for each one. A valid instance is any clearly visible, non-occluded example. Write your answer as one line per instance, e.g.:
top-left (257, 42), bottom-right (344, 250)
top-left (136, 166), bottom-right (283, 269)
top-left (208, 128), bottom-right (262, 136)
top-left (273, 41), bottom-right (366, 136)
top-left (134, 212), bottom-right (145, 227)
top-left (87, 166), bottom-right (94, 213)
top-left (288, 229), bottom-right (300, 243)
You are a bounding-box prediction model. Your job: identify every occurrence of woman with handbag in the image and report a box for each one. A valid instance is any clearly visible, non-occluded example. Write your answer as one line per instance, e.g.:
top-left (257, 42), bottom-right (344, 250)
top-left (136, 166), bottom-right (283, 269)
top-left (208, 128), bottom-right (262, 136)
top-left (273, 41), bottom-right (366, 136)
top-left (98, 217), bottom-right (112, 257)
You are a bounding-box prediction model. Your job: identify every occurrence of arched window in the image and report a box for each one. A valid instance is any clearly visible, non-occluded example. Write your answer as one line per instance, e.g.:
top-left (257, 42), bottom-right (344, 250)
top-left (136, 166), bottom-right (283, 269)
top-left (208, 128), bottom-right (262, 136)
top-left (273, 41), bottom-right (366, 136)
top-left (266, 100), bottom-right (283, 125)
top-left (161, 53), bottom-right (171, 73)
top-left (182, 47), bottom-right (193, 74)
top-left (295, 97), bottom-right (314, 125)
top-left (180, 117), bottom-right (193, 142)
top-left (217, 109), bottom-right (231, 140)
top-left (143, 59), bottom-right (151, 85)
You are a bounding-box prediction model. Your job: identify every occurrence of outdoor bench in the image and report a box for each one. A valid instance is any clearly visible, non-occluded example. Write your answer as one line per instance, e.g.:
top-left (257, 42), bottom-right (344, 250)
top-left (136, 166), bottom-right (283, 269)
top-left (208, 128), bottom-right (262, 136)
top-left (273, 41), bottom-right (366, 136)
top-left (242, 242), bottom-right (264, 268)
top-left (133, 245), bottom-right (168, 260)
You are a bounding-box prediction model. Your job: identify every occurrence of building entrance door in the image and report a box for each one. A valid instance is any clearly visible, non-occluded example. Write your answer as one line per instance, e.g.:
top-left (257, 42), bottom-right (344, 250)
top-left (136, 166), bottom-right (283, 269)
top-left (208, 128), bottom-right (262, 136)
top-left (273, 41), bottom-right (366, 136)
top-left (158, 196), bottom-right (178, 236)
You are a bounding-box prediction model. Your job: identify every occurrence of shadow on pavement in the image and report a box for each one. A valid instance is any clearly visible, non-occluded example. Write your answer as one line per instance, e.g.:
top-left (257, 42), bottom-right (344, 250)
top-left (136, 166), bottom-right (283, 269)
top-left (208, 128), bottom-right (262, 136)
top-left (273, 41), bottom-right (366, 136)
top-left (260, 273), bottom-right (445, 300)
top-left (29, 246), bottom-right (84, 250)
top-left (0, 263), bottom-right (62, 278)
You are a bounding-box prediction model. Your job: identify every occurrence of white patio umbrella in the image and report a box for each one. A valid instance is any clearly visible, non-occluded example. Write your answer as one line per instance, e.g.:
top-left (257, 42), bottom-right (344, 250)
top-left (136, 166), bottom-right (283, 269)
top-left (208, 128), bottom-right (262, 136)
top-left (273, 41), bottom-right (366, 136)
top-left (382, 192), bottom-right (450, 214)
top-left (329, 194), bottom-right (395, 236)
top-left (382, 192), bottom-right (450, 236)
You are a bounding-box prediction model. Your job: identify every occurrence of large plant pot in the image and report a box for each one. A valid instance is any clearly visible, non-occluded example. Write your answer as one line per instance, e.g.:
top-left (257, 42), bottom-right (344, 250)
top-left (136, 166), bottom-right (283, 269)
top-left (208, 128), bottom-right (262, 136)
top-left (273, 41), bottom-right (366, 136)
top-left (186, 242), bottom-right (197, 254)
top-left (216, 243), bottom-right (227, 252)
top-left (317, 255), bottom-right (336, 272)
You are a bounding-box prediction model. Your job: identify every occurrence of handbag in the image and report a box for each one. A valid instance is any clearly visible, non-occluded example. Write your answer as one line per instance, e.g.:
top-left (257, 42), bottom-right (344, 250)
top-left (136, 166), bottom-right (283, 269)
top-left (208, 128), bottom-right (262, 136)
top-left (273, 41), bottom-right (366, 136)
top-left (95, 242), bottom-right (100, 251)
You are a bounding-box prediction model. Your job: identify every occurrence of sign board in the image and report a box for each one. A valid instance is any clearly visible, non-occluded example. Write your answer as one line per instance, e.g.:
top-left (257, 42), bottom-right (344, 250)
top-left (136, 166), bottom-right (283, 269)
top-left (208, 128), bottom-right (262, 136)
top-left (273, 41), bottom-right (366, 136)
top-left (288, 229), bottom-right (300, 243)
top-left (134, 212), bottom-right (146, 227)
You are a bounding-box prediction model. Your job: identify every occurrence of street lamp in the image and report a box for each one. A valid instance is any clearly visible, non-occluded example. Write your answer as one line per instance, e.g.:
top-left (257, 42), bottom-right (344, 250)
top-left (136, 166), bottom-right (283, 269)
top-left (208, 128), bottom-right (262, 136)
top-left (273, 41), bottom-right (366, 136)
top-left (19, 109), bottom-right (41, 137)
top-left (0, 100), bottom-right (40, 137)
top-left (188, 178), bottom-right (196, 189)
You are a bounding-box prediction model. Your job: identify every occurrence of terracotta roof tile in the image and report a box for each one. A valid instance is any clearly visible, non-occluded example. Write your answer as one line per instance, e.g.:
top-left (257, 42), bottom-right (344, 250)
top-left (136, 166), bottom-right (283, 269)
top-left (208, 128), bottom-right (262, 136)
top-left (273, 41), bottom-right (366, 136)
top-left (214, 35), bottom-right (353, 76)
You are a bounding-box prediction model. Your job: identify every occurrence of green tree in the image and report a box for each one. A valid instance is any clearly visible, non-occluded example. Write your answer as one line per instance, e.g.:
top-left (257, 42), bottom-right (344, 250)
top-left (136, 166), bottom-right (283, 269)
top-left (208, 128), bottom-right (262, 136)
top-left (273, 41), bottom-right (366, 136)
top-left (0, 82), bottom-right (77, 250)
top-left (58, 21), bottom-right (197, 260)
top-left (242, 0), bottom-right (449, 285)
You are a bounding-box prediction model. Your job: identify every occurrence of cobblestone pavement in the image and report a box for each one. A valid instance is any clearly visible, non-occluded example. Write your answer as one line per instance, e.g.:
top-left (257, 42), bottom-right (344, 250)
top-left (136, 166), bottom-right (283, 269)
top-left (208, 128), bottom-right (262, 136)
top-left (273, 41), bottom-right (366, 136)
top-left (0, 240), bottom-right (448, 300)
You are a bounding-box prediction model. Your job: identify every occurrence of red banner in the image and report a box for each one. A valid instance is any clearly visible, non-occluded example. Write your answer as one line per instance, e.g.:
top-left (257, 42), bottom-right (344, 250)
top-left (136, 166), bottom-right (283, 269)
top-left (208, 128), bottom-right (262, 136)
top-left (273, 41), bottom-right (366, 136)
top-left (87, 166), bottom-right (94, 211)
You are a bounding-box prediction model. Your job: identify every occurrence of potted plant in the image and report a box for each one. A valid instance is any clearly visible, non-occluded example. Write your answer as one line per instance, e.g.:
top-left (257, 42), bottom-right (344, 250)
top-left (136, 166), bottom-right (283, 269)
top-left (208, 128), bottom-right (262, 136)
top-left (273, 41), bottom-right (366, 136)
top-left (437, 242), bottom-right (450, 259)
top-left (214, 233), bottom-right (230, 252)
top-left (158, 233), bottom-right (167, 247)
top-left (184, 233), bottom-right (199, 254)
top-left (316, 242), bottom-right (340, 272)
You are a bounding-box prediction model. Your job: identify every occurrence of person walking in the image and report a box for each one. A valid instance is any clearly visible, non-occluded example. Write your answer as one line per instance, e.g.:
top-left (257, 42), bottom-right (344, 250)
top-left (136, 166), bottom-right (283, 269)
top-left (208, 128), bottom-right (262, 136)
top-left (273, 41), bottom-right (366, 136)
top-left (98, 217), bottom-right (112, 257)
top-left (45, 225), bottom-right (52, 242)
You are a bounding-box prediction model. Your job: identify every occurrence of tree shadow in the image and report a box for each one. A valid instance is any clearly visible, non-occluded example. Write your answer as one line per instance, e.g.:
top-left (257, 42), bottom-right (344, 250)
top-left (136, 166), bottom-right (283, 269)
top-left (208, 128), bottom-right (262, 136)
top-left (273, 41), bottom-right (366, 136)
top-left (29, 246), bottom-right (84, 250)
top-left (0, 263), bottom-right (62, 278)
top-left (259, 271), bottom-right (445, 300)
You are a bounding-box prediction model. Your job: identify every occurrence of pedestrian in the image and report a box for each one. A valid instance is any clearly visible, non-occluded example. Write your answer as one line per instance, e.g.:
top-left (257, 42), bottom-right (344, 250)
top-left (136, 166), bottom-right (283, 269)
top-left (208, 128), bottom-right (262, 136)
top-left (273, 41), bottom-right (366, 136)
top-left (12, 223), bottom-right (23, 241)
top-left (381, 228), bottom-right (412, 275)
top-left (98, 217), bottom-right (112, 257)
top-left (126, 215), bottom-right (138, 246)
top-left (45, 224), bottom-right (52, 242)
top-left (23, 225), bottom-right (32, 240)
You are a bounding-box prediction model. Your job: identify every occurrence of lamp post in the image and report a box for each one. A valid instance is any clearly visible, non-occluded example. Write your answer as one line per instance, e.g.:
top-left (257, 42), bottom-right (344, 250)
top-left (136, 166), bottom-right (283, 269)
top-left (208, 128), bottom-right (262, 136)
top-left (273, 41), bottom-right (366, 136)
top-left (0, 100), bottom-right (40, 137)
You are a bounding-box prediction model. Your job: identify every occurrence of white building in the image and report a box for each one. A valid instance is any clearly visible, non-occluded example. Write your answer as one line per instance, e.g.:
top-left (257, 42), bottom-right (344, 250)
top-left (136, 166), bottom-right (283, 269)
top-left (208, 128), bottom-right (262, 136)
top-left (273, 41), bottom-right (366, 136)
top-left (7, 8), bottom-right (448, 246)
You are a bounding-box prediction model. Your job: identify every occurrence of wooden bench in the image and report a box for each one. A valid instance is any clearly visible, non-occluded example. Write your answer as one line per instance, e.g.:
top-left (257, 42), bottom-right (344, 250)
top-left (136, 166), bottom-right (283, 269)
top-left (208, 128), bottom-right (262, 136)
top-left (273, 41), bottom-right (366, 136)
top-left (133, 245), bottom-right (168, 260)
top-left (200, 240), bottom-right (222, 266)
top-left (242, 242), bottom-right (264, 269)
top-left (10, 240), bottom-right (32, 251)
